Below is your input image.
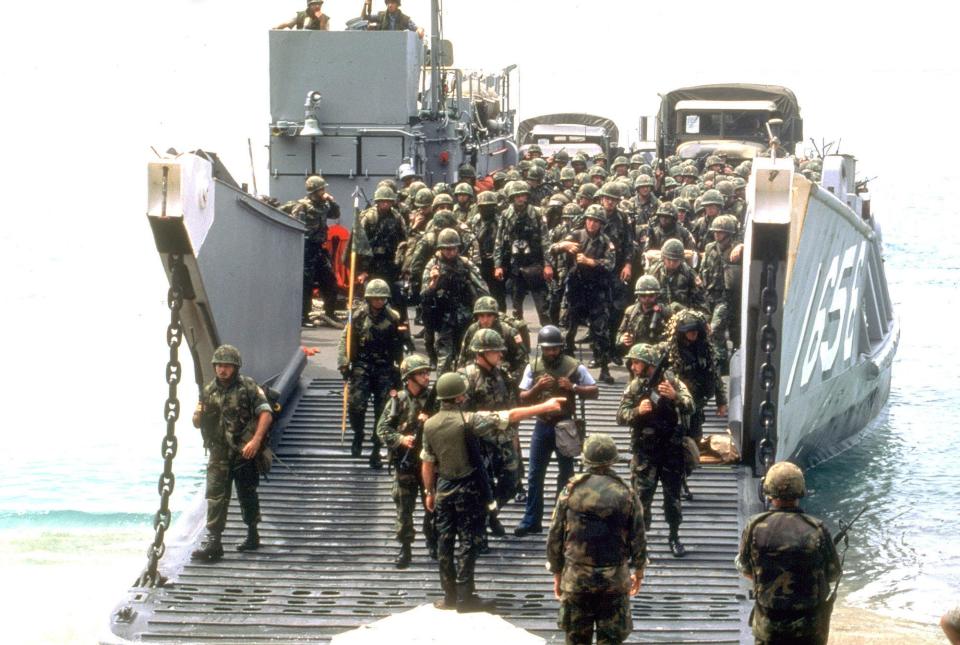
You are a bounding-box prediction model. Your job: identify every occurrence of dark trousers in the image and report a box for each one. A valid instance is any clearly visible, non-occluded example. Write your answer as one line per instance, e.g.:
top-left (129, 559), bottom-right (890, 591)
top-left (303, 246), bottom-right (337, 319)
top-left (435, 476), bottom-right (485, 600)
top-left (632, 446), bottom-right (683, 532)
top-left (348, 364), bottom-right (395, 452)
top-left (519, 419), bottom-right (575, 530)
top-left (509, 272), bottom-right (551, 326)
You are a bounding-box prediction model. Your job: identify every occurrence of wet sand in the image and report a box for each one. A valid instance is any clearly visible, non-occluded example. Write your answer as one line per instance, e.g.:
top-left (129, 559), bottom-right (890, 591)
top-left (830, 604), bottom-right (945, 644)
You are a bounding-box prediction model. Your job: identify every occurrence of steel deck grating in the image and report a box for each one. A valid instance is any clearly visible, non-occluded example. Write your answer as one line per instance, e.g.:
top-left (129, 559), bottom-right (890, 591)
top-left (112, 375), bottom-right (749, 644)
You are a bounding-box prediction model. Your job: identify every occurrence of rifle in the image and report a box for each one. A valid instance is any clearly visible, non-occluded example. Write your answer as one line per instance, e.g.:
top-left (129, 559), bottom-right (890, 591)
top-left (341, 187), bottom-right (361, 446)
top-left (827, 505), bottom-right (869, 605)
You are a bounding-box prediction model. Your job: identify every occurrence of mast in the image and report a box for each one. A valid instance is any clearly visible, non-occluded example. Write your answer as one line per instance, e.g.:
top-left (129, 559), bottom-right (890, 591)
top-left (429, 0), bottom-right (441, 118)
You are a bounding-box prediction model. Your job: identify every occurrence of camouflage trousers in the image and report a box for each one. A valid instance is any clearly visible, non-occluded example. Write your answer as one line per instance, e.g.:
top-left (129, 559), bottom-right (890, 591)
top-left (563, 289), bottom-right (612, 366)
top-left (303, 245), bottom-right (337, 319)
top-left (482, 436), bottom-right (520, 510)
top-left (434, 321), bottom-right (469, 375)
top-left (205, 442), bottom-right (260, 535)
top-left (348, 363), bottom-right (397, 450)
top-left (435, 475), bottom-right (485, 600)
top-left (508, 271), bottom-right (551, 326)
top-left (558, 592), bottom-right (632, 645)
top-left (392, 467), bottom-right (436, 549)
top-left (631, 445), bottom-right (684, 531)
top-left (708, 299), bottom-right (736, 376)
top-left (752, 603), bottom-right (831, 645)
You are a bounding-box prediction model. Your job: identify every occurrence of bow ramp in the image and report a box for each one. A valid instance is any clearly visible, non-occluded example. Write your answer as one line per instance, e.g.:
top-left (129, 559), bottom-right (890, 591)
top-left (107, 334), bottom-right (753, 644)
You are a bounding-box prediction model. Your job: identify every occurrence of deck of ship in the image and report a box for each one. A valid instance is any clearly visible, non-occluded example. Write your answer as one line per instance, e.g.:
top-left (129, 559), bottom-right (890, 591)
top-left (108, 322), bottom-right (754, 644)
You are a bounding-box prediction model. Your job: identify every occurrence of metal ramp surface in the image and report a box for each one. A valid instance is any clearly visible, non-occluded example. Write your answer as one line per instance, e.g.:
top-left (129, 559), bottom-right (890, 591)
top-left (110, 377), bottom-right (749, 644)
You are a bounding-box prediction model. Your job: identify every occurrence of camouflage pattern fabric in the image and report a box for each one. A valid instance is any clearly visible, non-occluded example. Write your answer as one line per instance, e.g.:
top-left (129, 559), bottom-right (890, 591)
top-left (293, 196), bottom-right (341, 319)
top-left (616, 301), bottom-right (672, 351)
top-left (493, 203), bottom-right (552, 324)
top-left (560, 228), bottom-right (616, 366)
top-left (357, 205), bottom-right (408, 282)
top-left (468, 207), bottom-right (506, 310)
top-left (458, 319), bottom-right (528, 382)
top-left (700, 239), bottom-right (742, 374)
top-left (736, 508), bottom-right (841, 644)
top-left (663, 311), bottom-right (727, 441)
top-left (646, 260), bottom-right (708, 315)
top-left (558, 593), bottom-right (633, 645)
top-left (420, 255), bottom-right (490, 374)
top-left (198, 375), bottom-right (271, 534)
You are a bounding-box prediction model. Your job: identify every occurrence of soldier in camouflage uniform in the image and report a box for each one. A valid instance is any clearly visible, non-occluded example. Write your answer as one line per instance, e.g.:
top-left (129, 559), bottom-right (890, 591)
top-left (547, 202), bottom-right (582, 325)
top-left (631, 174), bottom-right (660, 225)
top-left (338, 279), bottom-right (405, 468)
top-left (643, 202), bottom-right (696, 256)
top-left (717, 179), bottom-right (746, 224)
top-left (191, 345), bottom-right (274, 561)
top-left (421, 229), bottom-right (490, 374)
top-left (468, 190), bottom-right (506, 311)
top-left (737, 462), bottom-right (841, 645)
top-left (275, 0), bottom-right (330, 30)
top-left (616, 275), bottom-right (671, 355)
top-left (617, 343), bottom-right (694, 557)
top-left (293, 176), bottom-right (341, 326)
top-left (547, 433), bottom-right (646, 645)
top-left (452, 182), bottom-right (475, 223)
top-left (526, 165), bottom-right (554, 206)
top-left (494, 180), bottom-right (554, 325)
top-left (647, 239), bottom-right (707, 315)
top-left (555, 205), bottom-right (618, 384)
top-left (700, 215), bottom-right (742, 375)
top-left (689, 188), bottom-right (725, 252)
top-left (356, 185), bottom-right (409, 323)
top-left (664, 309), bottom-right (727, 443)
top-left (377, 354), bottom-right (437, 568)
top-left (458, 296), bottom-right (528, 382)
top-left (596, 182), bottom-right (637, 363)
top-left (459, 329), bottom-right (522, 541)
top-left (422, 372), bottom-right (563, 610)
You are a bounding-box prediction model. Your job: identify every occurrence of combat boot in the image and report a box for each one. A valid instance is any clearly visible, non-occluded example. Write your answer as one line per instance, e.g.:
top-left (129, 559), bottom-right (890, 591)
top-left (668, 527), bottom-right (686, 558)
top-left (350, 433), bottom-right (363, 458)
top-left (236, 526), bottom-right (260, 552)
top-left (598, 366), bottom-right (615, 385)
top-left (457, 583), bottom-right (496, 613)
top-left (488, 515), bottom-right (506, 538)
top-left (394, 543), bottom-right (412, 569)
top-left (191, 533), bottom-right (224, 562)
top-left (368, 449), bottom-right (383, 470)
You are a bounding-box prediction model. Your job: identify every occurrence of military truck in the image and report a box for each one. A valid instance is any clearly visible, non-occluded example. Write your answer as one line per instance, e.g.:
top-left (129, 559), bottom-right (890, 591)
top-left (516, 113), bottom-right (619, 160)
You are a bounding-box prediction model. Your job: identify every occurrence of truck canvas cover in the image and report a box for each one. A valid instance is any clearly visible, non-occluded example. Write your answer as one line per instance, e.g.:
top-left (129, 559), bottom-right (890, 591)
top-left (517, 113), bottom-right (619, 149)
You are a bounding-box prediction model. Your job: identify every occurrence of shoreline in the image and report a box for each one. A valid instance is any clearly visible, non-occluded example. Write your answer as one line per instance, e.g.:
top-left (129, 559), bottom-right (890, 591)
top-left (829, 604), bottom-right (943, 644)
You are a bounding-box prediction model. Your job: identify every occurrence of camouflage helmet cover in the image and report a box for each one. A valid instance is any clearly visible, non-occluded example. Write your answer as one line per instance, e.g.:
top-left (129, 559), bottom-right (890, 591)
top-left (582, 433), bottom-right (618, 467)
top-left (436, 372), bottom-right (468, 400)
top-left (400, 353), bottom-right (431, 380)
top-left (588, 165), bottom-right (608, 178)
top-left (634, 274), bottom-right (660, 295)
top-left (634, 174), bottom-right (655, 188)
top-left (559, 167), bottom-right (577, 181)
top-left (305, 175), bottom-right (327, 192)
top-left (432, 193), bottom-right (454, 208)
top-left (506, 180), bottom-right (531, 198)
top-left (436, 228), bottom-right (461, 248)
top-left (583, 204), bottom-right (606, 223)
top-left (762, 461), bottom-right (806, 500)
top-left (454, 182), bottom-right (475, 197)
top-left (716, 180), bottom-right (735, 198)
top-left (470, 328), bottom-right (507, 353)
top-left (373, 185), bottom-right (397, 202)
top-left (576, 183), bottom-right (599, 199)
top-left (596, 182), bottom-right (622, 199)
top-left (612, 155), bottom-right (629, 168)
top-left (656, 202), bottom-right (678, 219)
top-left (458, 163), bottom-right (476, 178)
top-left (477, 190), bottom-right (498, 206)
top-left (212, 344), bottom-right (242, 367)
top-left (364, 278), bottom-right (391, 299)
top-left (661, 238), bottom-right (685, 260)
top-left (700, 189), bottom-right (724, 207)
top-left (709, 214), bottom-right (739, 234)
top-left (562, 202), bottom-right (583, 218)
top-left (527, 166), bottom-right (546, 181)
top-left (415, 188), bottom-right (435, 207)
top-left (472, 295), bottom-right (499, 315)
top-left (626, 342), bottom-right (661, 365)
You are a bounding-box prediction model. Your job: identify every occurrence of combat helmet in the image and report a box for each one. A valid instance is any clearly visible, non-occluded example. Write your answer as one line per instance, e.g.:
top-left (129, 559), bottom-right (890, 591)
top-left (397, 162), bottom-right (417, 181)
top-left (554, 149), bottom-right (571, 164)
top-left (672, 197), bottom-right (692, 214)
top-left (364, 278), bottom-right (391, 299)
top-left (700, 189), bottom-right (724, 207)
top-left (626, 343), bottom-right (661, 365)
top-left (709, 214), bottom-right (739, 235)
top-left (470, 328), bottom-right (506, 353)
top-left (506, 180), bottom-right (531, 199)
top-left (562, 202), bottom-right (583, 219)
top-left (588, 165), bottom-right (608, 179)
top-left (400, 353), bottom-right (431, 380)
top-left (679, 164), bottom-right (699, 178)
top-left (611, 155), bottom-right (629, 170)
top-left (634, 174), bottom-right (655, 189)
top-left (212, 344), bottom-right (242, 367)
top-left (433, 181), bottom-right (451, 195)
top-left (661, 238), bottom-right (685, 261)
top-left (656, 202), bottom-right (679, 219)
top-left (408, 180), bottom-right (427, 194)
top-left (477, 190), bottom-right (498, 206)
top-left (454, 182), bottom-right (475, 198)
top-left (663, 176), bottom-right (679, 190)
top-left (472, 295), bottom-right (499, 316)
top-left (716, 180), bottom-right (735, 199)
top-left (527, 166), bottom-right (546, 182)
top-left (630, 153), bottom-right (644, 166)
top-left (582, 433), bottom-right (618, 468)
top-left (437, 228), bottom-right (461, 248)
top-left (527, 143), bottom-right (543, 156)
top-left (373, 185), bottom-right (397, 202)
top-left (675, 308), bottom-right (706, 333)
top-left (705, 155), bottom-right (724, 169)
top-left (414, 188), bottom-right (435, 207)
top-left (436, 372), bottom-right (468, 400)
top-left (634, 274), bottom-right (660, 295)
top-left (458, 163), bottom-right (477, 179)
top-left (559, 166), bottom-right (577, 182)
top-left (432, 193), bottom-right (454, 209)
top-left (305, 175), bottom-right (327, 193)
top-left (576, 183), bottom-right (599, 200)
top-left (762, 461), bottom-right (806, 500)
top-left (596, 182), bottom-right (622, 200)
top-left (537, 325), bottom-right (564, 348)
top-left (583, 204), bottom-right (606, 224)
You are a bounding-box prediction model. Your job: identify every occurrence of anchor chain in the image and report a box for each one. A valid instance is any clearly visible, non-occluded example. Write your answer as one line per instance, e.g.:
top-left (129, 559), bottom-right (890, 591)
top-left (136, 253), bottom-right (187, 588)
top-left (757, 262), bottom-right (778, 475)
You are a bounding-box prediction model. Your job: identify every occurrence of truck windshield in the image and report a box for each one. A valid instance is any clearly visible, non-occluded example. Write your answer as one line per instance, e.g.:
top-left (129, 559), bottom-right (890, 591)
top-left (682, 111), bottom-right (769, 139)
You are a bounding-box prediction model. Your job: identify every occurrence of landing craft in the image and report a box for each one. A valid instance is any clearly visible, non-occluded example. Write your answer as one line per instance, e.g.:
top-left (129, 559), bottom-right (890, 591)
top-left (108, 9), bottom-right (897, 644)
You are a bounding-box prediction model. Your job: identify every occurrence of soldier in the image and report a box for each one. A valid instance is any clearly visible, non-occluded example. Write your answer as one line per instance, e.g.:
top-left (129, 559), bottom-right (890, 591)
top-left (547, 434), bottom-right (646, 645)
top-left (191, 345), bottom-right (273, 561)
top-left (547, 202), bottom-right (582, 325)
top-left (736, 462), bottom-right (841, 645)
top-left (643, 202), bottom-right (696, 258)
top-left (617, 275), bottom-right (671, 354)
top-left (468, 190), bottom-right (505, 311)
top-left (647, 239), bottom-right (707, 315)
top-left (422, 372), bottom-right (564, 610)
top-left (338, 279), bottom-right (405, 468)
top-left (689, 188), bottom-right (725, 252)
top-left (717, 179), bottom-right (746, 223)
top-left (632, 174), bottom-right (660, 225)
top-left (275, 0), bottom-right (330, 30)
top-left (361, 0), bottom-right (425, 38)
top-left (293, 175), bottom-right (341, 327)
top-left (558, 166), bottom-right (577, 193)
top-left (458, 296), bottom-right (528, 382)
top-left (421, 229), bottom-right (490, 374)
top-left (452, 182), bottom-right (475, 223)
top-left (515, 326), bottom-right (599, 537)
top-left (617, 343), bottom-right (694, 557)
top-left (664, 309), bottom-right (727, 442)
top-left (356, 185), bottom-right (409, 323)
top-left (526, 165), bottom-right (553, 206)
top-left (700, 215), bottom-right (742, 375)
top-left (377, 354), bottom-right (437, 568)
top-left (494, 180), bottom-right (554, 325)
top-left (459, 329), bottom-right (522, 541)
top-left (610, 155), bottom-right (630, 178)
top-left (457, 163), bottom-right (477, 189)
top-left (596, 182), bottom-right (637, 361)
top-left (554, 205), bottom-right (617, 384)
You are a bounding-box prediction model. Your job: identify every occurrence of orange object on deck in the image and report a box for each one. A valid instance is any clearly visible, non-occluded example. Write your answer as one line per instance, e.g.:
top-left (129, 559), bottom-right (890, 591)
top-left (326, 223), bottom-right (351, 291)
top-left (474, 176), bottom-right (495, 192)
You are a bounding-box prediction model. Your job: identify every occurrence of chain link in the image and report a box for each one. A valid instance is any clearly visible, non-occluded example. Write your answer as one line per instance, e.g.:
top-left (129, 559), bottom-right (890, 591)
top-left (757, 262), bottom-right (778, 474)
top-left (136, 254), bottom-right (186, 588)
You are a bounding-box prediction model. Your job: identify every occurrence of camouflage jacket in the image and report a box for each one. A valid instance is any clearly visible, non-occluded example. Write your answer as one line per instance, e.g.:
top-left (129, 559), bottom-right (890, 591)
top-left (409, 211), bottom-right (481, 283)
top-left (494, 205), bottom-right (550, 271)
top-left (357, 205), bottom-right (407, 278)
top-left (601, 208), bottom-right (636, 271)
top-left (420, 255), bottom-right (490, 326)
top-left (376, 384), bottom-right (433, 471)
top-left (700, 239), bottom-right (741, 303)
top-left (292, 195), bottom-right (341, 245)
top-left (631, 193), bottom-right (660, 223)
top-left (616, 371), bottom-right (693, 451)
top-left (563, 228), bottom-right (616, 296)
top-left (647, 261), bottom-right (708, 314)
top-left (421, 404), bottom-right (510, 481)
top-left (199, 375), bottom-right (271, 449)
top-left (665, 337), bottom-right (727, 408)
top-left (458, 362), bottom-right (520, 440)
top-left (547, 468), bottom-right (647, 596)
top-left (467, 209), bottom-right (499, 263)
top-left (616, 301), bottom-right (671, 349)
top-left (458, 319), bottom-right (528, 381)
top-left (453, 203), bottom-right (475, 224)
top-left (337, 303), bottom-right (405, 372)
top-left (643, 222), bottom-right (697, 253)
top-left (737, 508), bottom-right (840, 638)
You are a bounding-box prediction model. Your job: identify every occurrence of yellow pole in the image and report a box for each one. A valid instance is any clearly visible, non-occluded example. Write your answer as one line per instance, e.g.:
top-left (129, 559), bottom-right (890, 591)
top-left (341, 189), bottom-right (360, 445)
